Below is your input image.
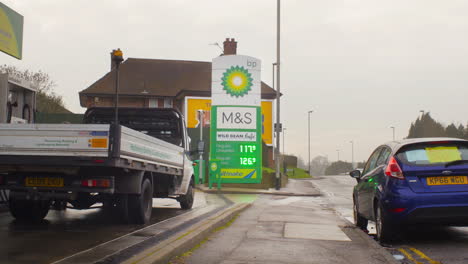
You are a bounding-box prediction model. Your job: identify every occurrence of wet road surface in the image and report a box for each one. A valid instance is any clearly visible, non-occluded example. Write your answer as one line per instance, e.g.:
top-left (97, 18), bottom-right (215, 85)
top-left (0, 191), bottom-right (217, 264)
top-left (311, 175), bottom-right (468, 264)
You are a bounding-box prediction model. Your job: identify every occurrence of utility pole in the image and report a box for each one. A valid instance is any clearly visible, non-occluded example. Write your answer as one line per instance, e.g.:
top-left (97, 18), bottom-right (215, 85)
top-left (275, 0), bottom-right (281, 190)
top-left (350, 141), bottom-right (354, 169)
top-left (390, 126), bottom-right (395, 141)
top-left (336, 149), bottom-right (340, 161)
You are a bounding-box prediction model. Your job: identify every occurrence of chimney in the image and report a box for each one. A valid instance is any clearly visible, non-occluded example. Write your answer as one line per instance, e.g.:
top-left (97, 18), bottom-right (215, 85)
top-left (110, 50), bottom-right (117, 70)
top-left (223, 38), bottom-right (237, 55)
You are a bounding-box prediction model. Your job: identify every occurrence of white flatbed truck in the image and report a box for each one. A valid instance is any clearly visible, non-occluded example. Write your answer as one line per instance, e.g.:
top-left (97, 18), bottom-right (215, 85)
top-left (0, 107), bottom-right (195, 224)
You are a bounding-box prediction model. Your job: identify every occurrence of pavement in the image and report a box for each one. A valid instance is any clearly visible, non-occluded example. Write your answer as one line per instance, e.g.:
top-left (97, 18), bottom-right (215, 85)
top-left (170, 178), bottom-right (399, 264)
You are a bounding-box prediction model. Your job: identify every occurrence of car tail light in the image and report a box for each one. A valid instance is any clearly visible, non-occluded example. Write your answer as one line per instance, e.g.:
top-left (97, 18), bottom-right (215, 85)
top-left (389, 208), bottom-right (406, 213)
top-left (81, 179), bottom-right (111, 188)
top-left (385, 156), bottom-right (405, 179)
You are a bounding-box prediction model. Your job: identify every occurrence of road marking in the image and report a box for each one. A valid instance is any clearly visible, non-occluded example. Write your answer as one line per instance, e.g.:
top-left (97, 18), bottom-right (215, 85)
top-left (409, 247), bottom-right (442, 264)
top-left (398, 248), bottom-right (424, 264)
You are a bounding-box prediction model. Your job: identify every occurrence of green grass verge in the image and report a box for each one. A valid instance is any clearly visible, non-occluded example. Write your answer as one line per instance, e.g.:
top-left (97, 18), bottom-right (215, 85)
top-left (286, 167), bottom-right (312, 178)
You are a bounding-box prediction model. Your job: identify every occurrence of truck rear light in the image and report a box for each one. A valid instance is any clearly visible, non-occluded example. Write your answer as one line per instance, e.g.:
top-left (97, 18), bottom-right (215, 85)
top-left (93, 159), bottom-right (105, 163)
top-left (81, 179), bottom-right (111, 188)
top-left (385, 156), bottom-right (405, 179)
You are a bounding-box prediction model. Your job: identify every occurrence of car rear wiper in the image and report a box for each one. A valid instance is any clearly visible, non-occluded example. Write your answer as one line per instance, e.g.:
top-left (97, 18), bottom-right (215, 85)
top-left (445, 160), bottom-right (468, 167)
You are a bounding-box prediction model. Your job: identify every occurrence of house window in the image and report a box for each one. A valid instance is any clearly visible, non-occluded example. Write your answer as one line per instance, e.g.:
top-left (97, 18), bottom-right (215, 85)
top-left (164, 98), bottom-right (173, 108)
top-left (149, 99), bottom-right (158, 108)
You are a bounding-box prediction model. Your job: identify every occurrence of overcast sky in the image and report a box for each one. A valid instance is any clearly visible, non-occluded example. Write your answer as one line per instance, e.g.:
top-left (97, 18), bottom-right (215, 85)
top-left (3, 0), bottom-right (468, 165)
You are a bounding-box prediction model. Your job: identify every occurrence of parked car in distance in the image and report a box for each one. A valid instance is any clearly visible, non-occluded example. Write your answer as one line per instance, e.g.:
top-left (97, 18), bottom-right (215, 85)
top-left (350, 138), bottom-right (468, 243)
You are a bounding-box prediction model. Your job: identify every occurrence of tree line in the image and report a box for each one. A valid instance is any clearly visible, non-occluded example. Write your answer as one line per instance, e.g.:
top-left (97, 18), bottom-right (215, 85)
top-left (408, 112), bottom-right (467, 139)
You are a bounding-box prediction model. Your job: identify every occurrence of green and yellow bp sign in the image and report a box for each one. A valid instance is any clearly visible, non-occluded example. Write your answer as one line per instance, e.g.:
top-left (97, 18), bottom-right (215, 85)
top-left (0, 2), bottom-right (23, 59)
top-left (210, 55), bottom-right (262, 184)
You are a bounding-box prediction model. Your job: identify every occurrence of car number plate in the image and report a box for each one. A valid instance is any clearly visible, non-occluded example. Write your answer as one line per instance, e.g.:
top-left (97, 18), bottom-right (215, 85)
top-left (25, 177), bottom-right (64, 187)
top-left (426, 176), bottom-right (468, 186)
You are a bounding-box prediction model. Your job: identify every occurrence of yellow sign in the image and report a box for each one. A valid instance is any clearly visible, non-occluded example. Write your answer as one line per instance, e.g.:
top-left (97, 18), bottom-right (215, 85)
top-left (220, 169), bottom-right (257, 179)
top-left (261, 101), bottom-right (273, 146)
top-left (426, 146), bottom-right (461, 163)
top-left (185, 97), bottom-right (273, 145)
top-left (186, 98), bottom-right (212, 128)
top-left (0, 3), bottom-right (23, 59)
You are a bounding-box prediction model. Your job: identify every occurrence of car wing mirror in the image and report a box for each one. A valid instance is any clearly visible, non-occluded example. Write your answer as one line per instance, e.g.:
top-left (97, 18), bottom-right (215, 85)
top-left (349, 170), bottom-right (361, 180)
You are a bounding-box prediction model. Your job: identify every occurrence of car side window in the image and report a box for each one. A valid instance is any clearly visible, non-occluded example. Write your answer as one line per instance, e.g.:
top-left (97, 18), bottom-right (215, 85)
top-left (376, 147), bottom-right (391, 166)
top-left (362, 147), bottom-right (383, 176)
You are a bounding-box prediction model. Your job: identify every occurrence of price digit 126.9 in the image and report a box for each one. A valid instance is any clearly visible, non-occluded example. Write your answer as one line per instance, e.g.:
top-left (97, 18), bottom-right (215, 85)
top-left (240, 157), bottom-right (256, 166)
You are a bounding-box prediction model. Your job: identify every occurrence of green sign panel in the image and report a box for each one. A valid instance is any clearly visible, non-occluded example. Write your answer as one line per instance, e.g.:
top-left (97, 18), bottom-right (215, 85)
top-left (210, 105), bottom-right (262, 183)
top-left (0, 2), bottom-right (23, 59)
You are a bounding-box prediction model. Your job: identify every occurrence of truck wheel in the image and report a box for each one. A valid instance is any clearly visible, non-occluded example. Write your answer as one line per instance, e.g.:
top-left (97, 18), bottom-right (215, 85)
top-left (128, 178), bottom-right (153, 224)
top-left (9, 198), bottom-right (50, 222)
top-left (179, 180), bottom-right (194, 210)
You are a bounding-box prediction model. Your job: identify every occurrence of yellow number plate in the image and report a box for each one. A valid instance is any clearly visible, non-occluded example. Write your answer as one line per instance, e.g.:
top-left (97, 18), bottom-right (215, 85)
top-left (25, 177), bottom-right (64, 187)
top-left (426, 176), bottom-right (468, 186)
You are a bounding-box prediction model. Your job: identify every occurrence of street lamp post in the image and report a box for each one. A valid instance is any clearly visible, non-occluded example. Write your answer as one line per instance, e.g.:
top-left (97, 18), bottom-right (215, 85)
top-left (349, 141), bottom-right (354, 169)
top-left (308, 110), bottom-right (313, 176)
top-left (390, 126), bottom-right (395, 141)
top-left (275, 0), bottom-right (281, 190)
top-left (282, 128), bottom-right (286, 155)
top-left (272, 63), bottom-right (277, 91)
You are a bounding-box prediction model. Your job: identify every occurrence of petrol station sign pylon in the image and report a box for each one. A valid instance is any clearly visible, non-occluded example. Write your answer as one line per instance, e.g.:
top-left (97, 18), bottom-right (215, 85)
top-left (209, 55), bottom-right (262, 186)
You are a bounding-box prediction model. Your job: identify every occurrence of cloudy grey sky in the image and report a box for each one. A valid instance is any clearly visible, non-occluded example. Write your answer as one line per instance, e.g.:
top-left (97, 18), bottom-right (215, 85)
top-left (3, 0), bottom-right (468, 164)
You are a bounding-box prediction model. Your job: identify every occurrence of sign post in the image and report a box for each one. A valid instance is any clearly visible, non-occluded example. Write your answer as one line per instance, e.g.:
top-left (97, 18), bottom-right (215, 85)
top-left (210, 55), bottom-right (262, 186)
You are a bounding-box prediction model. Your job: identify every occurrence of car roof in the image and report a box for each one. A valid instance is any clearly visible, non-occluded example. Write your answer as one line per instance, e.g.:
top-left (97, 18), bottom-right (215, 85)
top-left (383, 137), bottom-right (468, 153)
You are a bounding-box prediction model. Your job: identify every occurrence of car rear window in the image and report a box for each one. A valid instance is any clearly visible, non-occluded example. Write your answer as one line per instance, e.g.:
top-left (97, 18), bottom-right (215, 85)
top-left (396, 142), bottom-right (468, 166)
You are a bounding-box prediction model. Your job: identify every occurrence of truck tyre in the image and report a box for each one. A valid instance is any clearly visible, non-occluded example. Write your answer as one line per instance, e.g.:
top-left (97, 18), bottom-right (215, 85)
top-left (128, 178), bottom-right (153, 224)
top-left (9, 198), bottom-right (50, 222)
top-left (179, 179), bottom-right (194, 210)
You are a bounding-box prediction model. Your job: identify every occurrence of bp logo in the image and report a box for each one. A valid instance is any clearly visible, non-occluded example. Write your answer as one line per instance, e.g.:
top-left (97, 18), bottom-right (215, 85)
top-left (221, 66), bottom-right (253, 97)
top-left (210, 162), bottom-right (218, 171)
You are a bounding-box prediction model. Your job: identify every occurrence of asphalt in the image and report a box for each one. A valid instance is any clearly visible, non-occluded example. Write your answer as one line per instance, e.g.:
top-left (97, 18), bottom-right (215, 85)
top-left (171, 179), bottom-right (399, 264)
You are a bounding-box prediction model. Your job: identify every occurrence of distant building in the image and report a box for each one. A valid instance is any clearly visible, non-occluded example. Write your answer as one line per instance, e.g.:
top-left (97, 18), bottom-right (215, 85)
top-left (79, 39), bottom-right (277, 167)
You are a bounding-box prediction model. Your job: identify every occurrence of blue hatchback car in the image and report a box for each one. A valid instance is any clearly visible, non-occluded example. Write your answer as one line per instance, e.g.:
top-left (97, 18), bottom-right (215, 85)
top-left (350, 138), bottom-right (468, 243)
